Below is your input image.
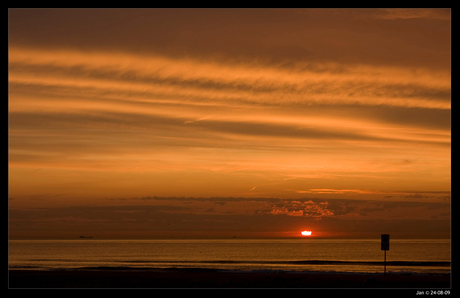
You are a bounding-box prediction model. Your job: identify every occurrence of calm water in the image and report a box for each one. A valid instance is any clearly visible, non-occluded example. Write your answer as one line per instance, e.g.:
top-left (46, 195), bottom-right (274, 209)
top-left (8, 239), bottom-right (450, 275)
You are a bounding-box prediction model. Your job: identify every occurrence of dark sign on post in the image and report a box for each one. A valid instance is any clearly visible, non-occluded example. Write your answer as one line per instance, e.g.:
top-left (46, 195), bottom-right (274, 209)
top-left (381, 234), bottom-right (390, 250)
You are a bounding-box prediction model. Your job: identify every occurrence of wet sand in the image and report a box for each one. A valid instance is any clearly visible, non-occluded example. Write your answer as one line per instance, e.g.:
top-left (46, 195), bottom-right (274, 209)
top-left (8, 269), bottom-right (451, 289)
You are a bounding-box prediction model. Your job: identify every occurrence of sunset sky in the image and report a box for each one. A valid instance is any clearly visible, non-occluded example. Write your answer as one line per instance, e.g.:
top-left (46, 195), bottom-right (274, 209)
top-left (8, 8), bottom-right (451, 239)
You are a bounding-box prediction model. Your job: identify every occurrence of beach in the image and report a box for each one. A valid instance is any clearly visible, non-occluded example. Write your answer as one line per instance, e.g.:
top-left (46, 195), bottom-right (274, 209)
top-left (8, 269), bottom-right (451, 289)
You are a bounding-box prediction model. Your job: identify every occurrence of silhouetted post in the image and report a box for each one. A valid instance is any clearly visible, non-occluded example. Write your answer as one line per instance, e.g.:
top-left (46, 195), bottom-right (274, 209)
top-left (384, 250), bottom-right (386, 276)
top-left (381, 234), bottom-right (390, 276)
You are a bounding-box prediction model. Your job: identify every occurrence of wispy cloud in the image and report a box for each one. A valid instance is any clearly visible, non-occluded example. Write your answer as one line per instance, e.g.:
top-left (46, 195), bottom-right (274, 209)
top-left (9, 47), bottom-right (450, 149)
top-left (293, 189), bottom-right (379, 195)
top-left (9, 47), bottom-right (450, 111)
top-left (375, 8), bottom-right (451, 20)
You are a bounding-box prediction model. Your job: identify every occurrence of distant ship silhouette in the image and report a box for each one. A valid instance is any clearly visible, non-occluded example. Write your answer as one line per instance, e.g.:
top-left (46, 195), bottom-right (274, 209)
top-left (78, 236), bottom-right (93, 239)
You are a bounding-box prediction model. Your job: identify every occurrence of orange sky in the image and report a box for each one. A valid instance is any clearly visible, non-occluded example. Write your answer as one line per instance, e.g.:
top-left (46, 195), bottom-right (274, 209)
top-left (8, 8), bottom-right (451, 239)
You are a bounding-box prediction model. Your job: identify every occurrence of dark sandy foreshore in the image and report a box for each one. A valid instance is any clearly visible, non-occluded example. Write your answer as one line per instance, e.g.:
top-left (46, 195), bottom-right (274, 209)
top-left (8, 268), bottom-right (451, 289)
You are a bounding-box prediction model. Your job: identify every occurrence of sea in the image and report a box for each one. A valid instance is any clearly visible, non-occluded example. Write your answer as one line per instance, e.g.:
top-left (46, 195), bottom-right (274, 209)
top-left (8, 238), bottom-right (450, 275)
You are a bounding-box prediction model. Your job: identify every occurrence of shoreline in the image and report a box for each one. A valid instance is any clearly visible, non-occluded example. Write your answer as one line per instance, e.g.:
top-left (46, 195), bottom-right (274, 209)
top-left (8, 268), bottom-right (451, 289)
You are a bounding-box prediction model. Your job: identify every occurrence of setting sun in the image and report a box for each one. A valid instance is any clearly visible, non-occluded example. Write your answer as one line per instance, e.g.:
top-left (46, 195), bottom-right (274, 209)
top-left (301, 231), bottom-right (312, 236)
